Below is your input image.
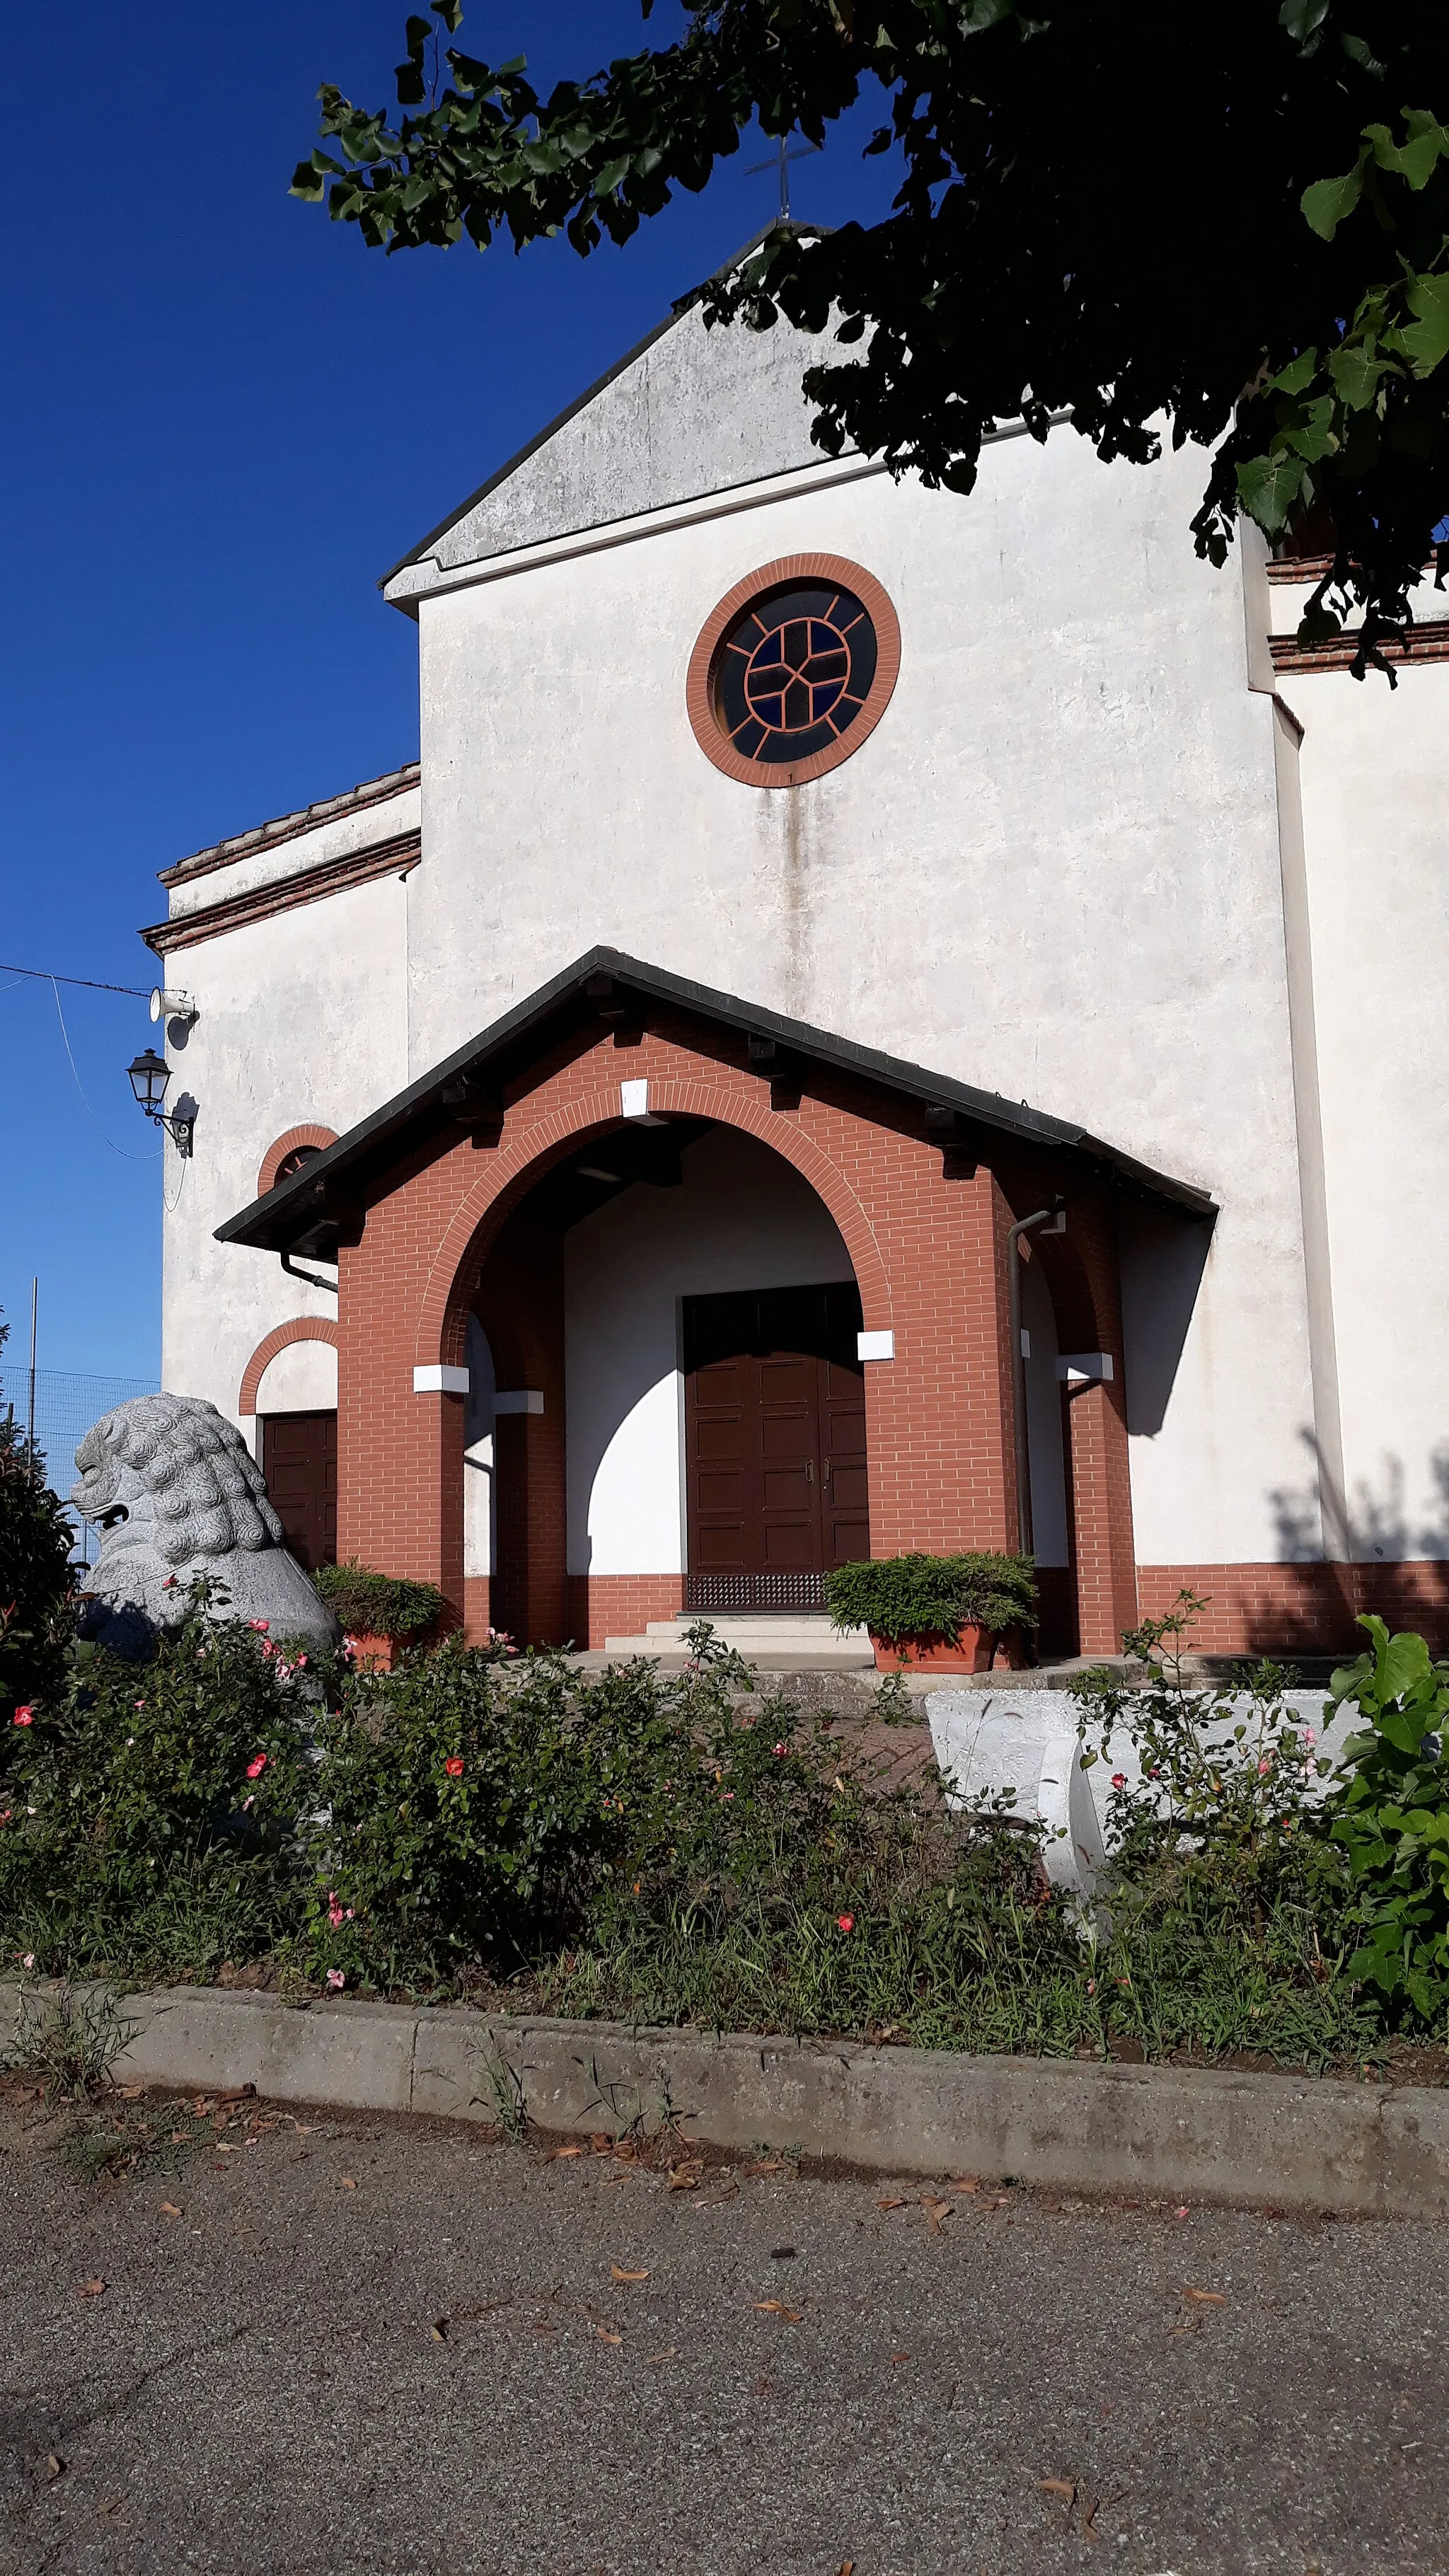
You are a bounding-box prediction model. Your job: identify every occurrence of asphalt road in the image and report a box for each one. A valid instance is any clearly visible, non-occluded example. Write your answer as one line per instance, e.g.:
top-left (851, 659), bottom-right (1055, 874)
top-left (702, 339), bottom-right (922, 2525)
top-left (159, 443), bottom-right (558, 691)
top-left (0, 2083), bottom-right (1443, 2576)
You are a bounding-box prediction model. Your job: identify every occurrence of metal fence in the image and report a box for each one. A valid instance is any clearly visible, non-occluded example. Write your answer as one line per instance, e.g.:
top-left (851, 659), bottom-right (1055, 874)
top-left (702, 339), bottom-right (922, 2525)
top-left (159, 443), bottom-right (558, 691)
top-left (0, 1366), bottom-right (160, 1567)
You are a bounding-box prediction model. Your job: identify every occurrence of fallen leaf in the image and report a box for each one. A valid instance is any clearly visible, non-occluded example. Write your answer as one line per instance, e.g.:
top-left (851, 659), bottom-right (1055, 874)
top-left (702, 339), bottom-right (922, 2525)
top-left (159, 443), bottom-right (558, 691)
top-left (610, 2265), bottom-right (650, 2284)
top-left (752, 2299), bottom-right (803, 2322)
top-left (594, 2327), bottom-right (623, 2345)
top-left (612, 2141), bottom-right (637, 2162)
top-left (117, 2086), bottom-right (144, 2101)
top-left (1174, 2205), bottom-right (1190, 2219)
top-left (291, 2123), bottom-right (315, 2137)
top-left (340, 2176), bottom-right (359, 2191)
top-left (159, 2202), bottom-right (183, 2219)
top-left (745, 2158), bottom-right (784, 2176)
top-left (889, 2351), bottom-right (909, 2364)
top-left (1182, 2287), bottom-right (1225, 2304)
top-left (97, 2492), bottom-right (129, 2522)
top-left (951, 2178), bottom-right (981, 2195)
top-left (920, 2197), bottom-right (953, 2232)
top-left (44, 2454), bottom-right (64, 2481)
top-left (836, 2561), bottom-right (855, 2576)
top-left (1039, 2477), bottom-right (1077, 2502)
top-left (647, 2347), bottom-right (679, 2364)
top-left (668, 2161), bottom-right (704, 2192)
top-left (429, 2320), bottom-right (448, 2343)
top-left (547, 2144), bottom-right (584, 2160)
top-left (770, 2245), bottom-right (797, 2260)
top-left (590, 2133), bottom-right (611, 2152)
top-left (874, 2197), bottom-right (907, 2212)
top-left (75, 2279), bottom-right (106, 2298)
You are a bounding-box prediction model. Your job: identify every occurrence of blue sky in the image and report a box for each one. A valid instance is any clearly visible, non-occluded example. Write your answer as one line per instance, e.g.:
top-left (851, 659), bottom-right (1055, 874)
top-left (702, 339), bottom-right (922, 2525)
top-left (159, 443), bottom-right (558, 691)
top-left (2, 2), bottom-right (897, 1382)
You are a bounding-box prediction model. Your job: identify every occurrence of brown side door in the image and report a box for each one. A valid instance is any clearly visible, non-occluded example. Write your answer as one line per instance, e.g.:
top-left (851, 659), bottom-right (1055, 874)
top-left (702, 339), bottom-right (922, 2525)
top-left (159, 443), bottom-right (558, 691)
top-left (258, 1411), bottom-right (337, 1573)
top-left (683, 1283), bottom-right (867, 1603)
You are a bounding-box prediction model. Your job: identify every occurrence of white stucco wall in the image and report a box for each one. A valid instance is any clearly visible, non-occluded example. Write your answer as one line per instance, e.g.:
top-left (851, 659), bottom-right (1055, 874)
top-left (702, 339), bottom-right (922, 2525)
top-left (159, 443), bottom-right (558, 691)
top-left (563, 1126), bottom-right (854, 1576)
top-left (406, 409), bottom-right (1319, 1564)
top-left (161, 308), bottom-right (1446, 1588)
top-left (1271, 630), bottom-right (1449, 1561)
top-left (159, 870), bottom-right (409, 1435)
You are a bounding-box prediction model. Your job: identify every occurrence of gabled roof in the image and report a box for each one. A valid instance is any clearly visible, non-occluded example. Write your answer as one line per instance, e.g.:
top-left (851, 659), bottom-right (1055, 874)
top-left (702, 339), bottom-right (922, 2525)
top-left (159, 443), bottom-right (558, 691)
top-left (381, 225), bottom-right (841, 596)
top-left (217, 947), bottom-right (1216, 1257)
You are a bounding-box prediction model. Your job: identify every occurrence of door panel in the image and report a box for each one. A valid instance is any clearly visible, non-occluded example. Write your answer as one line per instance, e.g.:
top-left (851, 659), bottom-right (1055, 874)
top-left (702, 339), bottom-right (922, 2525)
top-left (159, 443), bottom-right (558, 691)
top-left (259, 1410), bottom-right (337, 1574)
top-left (683, 1282), bottom-right (868, 1608)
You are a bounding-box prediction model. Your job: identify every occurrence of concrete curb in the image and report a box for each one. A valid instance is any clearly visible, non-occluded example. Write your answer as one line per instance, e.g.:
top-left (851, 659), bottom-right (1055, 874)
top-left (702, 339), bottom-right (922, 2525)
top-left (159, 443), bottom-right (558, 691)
top-left (6, 1981), bottom-right (1447, 2217)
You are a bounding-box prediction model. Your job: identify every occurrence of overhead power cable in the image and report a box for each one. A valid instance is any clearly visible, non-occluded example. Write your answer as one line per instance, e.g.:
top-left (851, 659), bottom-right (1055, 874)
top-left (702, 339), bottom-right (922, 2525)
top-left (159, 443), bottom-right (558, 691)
top-left (0, 963), bottom-right (151, 998)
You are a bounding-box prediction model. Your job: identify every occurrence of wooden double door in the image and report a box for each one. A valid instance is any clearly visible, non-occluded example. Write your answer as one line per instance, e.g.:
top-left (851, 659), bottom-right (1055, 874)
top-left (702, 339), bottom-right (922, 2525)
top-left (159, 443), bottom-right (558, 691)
top-left (258, 1411), bottom-right (337, 1574)
top-left (683, 1283), bottom-right (868, 1610)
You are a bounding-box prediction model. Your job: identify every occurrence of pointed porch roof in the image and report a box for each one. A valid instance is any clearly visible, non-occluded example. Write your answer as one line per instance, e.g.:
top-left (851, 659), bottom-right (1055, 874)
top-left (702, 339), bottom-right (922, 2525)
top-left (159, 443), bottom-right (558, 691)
top-left (216, 949), bottom-right (1216, 1261)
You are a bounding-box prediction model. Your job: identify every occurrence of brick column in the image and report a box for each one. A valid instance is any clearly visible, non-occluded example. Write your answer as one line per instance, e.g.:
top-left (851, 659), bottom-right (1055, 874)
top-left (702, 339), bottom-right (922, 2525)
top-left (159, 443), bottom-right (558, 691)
top-left (336, 1189), bottom-right (466, 1622)
top-left (478, 1210), bottom-right (567, 1648)
top-left (864, 1164), bottom-right (1018, 1558)
top-left (1045, 1196), bottom-right (1138, 1656)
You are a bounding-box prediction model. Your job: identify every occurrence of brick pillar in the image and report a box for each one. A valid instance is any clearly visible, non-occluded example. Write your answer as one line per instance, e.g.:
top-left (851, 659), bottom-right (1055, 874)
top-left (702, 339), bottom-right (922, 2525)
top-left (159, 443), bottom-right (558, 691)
top-left (478, 1211), bottom-right (567, 1648)
top-left (336, 1219), bottom-right (466, 1622)
top-left (865, 1164), bottom-right (1018, 1557)
top-left (1049, 1197), bottom-right (1137, 1657)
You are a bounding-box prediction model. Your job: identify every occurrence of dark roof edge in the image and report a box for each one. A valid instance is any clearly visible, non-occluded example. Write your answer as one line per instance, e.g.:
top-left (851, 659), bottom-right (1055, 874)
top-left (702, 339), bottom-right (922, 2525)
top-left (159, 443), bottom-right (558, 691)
top-left (377, 220), bottom-right (831, 589)
top-left (216, 947), bottom-right (1216, 1252)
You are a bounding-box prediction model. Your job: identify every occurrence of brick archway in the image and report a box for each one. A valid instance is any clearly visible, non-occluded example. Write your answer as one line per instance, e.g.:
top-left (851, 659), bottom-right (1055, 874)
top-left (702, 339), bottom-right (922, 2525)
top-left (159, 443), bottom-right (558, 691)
top-left (238, 1317), bottom-right (341, 1416)
top-left (411, 1077), bottom-right (894, 1375)
top-left (332, 1017), bottom-right (1130, 1646)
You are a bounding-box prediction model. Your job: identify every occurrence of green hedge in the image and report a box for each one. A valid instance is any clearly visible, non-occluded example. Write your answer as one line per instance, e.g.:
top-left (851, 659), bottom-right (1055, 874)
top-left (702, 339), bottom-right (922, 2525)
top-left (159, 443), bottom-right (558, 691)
top-left (313, 1559), bottom-right (446, 1640)
top-left (825, 1551), bottom-right (1038, 1648)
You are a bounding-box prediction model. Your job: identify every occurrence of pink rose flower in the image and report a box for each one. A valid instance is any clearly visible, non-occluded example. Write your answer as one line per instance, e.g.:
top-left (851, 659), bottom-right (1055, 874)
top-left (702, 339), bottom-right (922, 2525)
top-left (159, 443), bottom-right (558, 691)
top-left (246, 1755), bottom-right (267, 1781)
top-left (12, 1708), bottom-right (33, 1728)
top-left (325, 1968), bottom-right (345, 1991)
top-left (444, 1757), bottom-right (465, 1778)
top-left (773, 1743), bottom-right (787, 1757)
top-left (1111, 1772), bottom-right (1126, 1789)
top-left (837, 1913), bottom-right (855, 1933)
top-left (248, 1619), bottom-right (270, 1634)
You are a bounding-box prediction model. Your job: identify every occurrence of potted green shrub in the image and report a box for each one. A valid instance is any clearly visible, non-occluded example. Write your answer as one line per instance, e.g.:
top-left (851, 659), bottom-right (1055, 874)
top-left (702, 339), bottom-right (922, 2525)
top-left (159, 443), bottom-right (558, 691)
top-left (825, 1552), bottom-right (1038, 1672)
top-left (313, 1560), bottom-right (448, 1671)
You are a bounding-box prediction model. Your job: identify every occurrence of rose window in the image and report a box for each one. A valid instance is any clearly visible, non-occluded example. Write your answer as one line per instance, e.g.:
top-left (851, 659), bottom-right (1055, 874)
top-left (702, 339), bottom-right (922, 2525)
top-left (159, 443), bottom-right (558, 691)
top-left (712, 582), bottom-right (879, 767)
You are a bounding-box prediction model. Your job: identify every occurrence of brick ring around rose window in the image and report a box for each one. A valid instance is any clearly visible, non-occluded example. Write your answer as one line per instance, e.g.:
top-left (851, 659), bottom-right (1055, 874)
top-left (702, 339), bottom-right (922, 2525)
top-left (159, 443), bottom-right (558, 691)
top-left (686, 554), bottom-right (901, 788)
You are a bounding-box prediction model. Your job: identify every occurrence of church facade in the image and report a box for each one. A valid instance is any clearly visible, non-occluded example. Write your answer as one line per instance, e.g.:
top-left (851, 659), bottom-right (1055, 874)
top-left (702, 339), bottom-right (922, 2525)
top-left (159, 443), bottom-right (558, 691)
top-left (143, 284), bottom-right (1449, 1658)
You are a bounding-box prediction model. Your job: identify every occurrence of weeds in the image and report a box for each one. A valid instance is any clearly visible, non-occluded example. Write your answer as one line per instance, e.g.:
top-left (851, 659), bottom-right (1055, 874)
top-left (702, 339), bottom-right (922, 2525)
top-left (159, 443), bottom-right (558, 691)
top-left (3, 1981), bottom-right (132, 2102)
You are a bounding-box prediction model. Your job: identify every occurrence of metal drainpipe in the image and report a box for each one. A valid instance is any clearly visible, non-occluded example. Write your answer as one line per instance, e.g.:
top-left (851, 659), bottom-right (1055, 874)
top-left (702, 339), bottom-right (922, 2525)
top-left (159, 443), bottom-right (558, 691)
top-left (1005, 1203), bottom-right (1065, 1557)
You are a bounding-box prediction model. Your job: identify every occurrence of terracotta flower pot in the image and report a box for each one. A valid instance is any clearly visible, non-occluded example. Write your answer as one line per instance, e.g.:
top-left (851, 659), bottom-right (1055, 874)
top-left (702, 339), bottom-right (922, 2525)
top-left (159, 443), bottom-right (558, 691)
top-left (870, 1625), bottom-right (993, 1673)
top-left (345, 1631), bottom-right (398, 1673)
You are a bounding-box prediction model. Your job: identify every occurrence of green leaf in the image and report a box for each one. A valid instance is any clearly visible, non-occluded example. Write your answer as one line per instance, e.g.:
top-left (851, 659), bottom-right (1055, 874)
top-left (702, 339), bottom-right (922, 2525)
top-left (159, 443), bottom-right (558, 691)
top-left (1301, 161), bottom-right (1366, 241)
top-left (1271, 347), bottom-right (1320, 396)
top-left (1327, 341), bottom-right (1388, 409)
top-left (1381, 1629), bottom-right (1433, 1702)
top-left (1400, 273), bottom-right (1449, 379)
top-left (431, 0), bottom-right (466, 28)
top-left (1235, 451), bottom-right (1307, 533)
top-left (1279, 0), bottom-right (1329, 39)
top-left (1366, 117), bottom-right (1448, 191)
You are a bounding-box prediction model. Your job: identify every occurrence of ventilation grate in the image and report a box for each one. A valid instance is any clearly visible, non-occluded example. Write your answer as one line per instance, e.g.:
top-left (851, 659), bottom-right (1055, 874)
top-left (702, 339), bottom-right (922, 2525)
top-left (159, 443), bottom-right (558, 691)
top-left (684, 1573), bottom-right (828, 1613)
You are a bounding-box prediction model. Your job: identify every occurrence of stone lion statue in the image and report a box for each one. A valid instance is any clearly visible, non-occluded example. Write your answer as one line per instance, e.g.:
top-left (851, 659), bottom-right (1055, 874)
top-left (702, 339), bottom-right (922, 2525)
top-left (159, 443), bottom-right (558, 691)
top-left (71, 1393), bottom-right (341, 1656)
